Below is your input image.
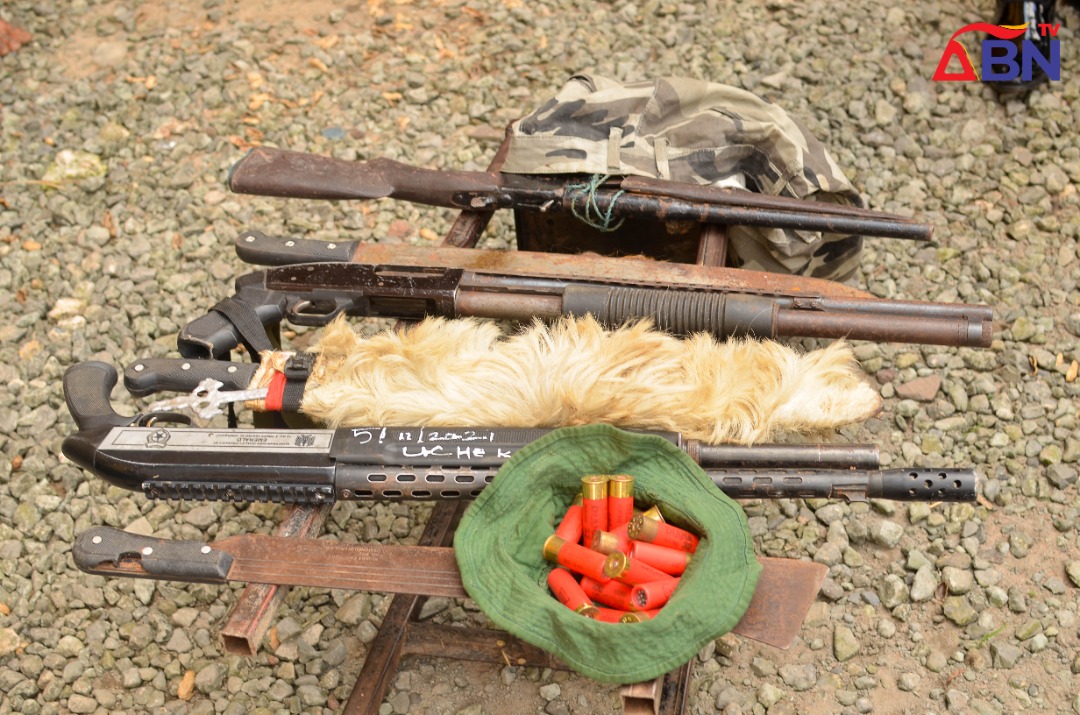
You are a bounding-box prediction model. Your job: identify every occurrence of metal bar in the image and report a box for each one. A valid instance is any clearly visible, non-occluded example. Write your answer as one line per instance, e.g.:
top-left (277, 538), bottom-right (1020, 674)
top-left (401, 623), bottom-right (565, 670)
top-left (622, 677), bottom-right (663, 715)
top-left (218, 503), bottom-right (329, 655)
top-left (342, 500), bottom-right (465, 715)
top-left (695, 222), bottom-right (728, 268)
top-left (658, 662), bottom-right (693, 715)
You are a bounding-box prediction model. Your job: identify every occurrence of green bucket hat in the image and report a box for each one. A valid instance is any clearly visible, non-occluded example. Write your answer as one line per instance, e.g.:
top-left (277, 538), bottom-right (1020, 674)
top-left (453, 424), bottom-right (761, 684)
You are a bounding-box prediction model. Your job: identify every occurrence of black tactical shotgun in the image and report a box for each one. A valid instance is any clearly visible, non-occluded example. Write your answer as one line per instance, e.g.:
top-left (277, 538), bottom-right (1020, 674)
top-left (64, 361), bottom-right (979, 505)
top-left (177, 233), bottom-right (993, 359)
top-left (227, 146), bottom-right (935, 241)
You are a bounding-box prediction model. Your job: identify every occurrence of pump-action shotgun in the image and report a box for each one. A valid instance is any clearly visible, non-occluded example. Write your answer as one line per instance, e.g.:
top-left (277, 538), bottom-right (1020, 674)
top-left (175, 233), bottom-right (993, 359)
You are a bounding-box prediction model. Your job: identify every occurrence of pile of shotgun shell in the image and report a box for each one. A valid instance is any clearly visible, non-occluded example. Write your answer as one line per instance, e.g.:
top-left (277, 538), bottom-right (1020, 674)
top-left (542, 474), bottom-right (700, 623)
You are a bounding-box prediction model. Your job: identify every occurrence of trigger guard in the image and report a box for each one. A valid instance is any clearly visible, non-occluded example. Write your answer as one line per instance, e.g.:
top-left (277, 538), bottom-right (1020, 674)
top-left (285, 298), bottom-right (345, 326)
top-left (135, 412), bottom-right (192, 427)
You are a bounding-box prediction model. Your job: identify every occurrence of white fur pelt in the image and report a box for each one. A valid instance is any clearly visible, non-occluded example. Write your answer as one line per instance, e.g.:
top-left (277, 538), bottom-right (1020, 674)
top-left (264, 316), bottom-right (881, 445)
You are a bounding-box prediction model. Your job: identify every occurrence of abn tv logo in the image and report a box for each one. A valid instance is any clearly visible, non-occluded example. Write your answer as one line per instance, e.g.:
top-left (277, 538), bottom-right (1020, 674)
top-left (933, 22), bottom-right (1060, 83)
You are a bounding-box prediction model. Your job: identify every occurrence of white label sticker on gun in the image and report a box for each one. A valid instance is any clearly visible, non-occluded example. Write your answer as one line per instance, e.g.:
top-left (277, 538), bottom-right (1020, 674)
top-left (147, 379), bottom-right (269, 420)
top-left (99, 427), bottom-right (335, 452)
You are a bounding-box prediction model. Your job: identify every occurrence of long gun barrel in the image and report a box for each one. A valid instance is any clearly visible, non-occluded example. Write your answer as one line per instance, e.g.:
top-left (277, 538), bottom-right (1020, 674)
top-left (227, 147), bottom-right (935, 242)
top-left (178, 233), bottom-right (993, 358)
top-left (64, 361), bottom-right (978, 504)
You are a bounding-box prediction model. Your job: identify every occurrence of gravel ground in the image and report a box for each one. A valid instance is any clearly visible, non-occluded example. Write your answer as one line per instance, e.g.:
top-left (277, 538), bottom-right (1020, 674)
top-left (2, 0), bottom-right (1080, 713)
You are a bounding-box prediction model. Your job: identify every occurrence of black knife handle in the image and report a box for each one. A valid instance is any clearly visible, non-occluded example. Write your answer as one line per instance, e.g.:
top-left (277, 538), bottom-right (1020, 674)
top-left (124, 358), bottom-right (259, 397)
top-left (235, 230), bottom-right (357, 266)
top-left (73, 526), bottom-right (232, 583)
top-left (63, 362), bottom-right (133, 432)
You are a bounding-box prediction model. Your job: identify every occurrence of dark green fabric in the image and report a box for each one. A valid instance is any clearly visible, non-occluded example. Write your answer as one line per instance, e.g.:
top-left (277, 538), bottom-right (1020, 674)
top-left (453, 424), bottom-right (761, 684)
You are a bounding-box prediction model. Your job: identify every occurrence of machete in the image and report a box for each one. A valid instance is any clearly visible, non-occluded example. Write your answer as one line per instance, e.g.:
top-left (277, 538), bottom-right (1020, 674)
top-left (73, 525), bottom-right (827, 650)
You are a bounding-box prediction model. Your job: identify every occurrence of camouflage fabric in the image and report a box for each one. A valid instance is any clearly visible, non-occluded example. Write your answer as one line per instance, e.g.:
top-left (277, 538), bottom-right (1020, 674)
top-left (502, 74), bottom-right (865, 281)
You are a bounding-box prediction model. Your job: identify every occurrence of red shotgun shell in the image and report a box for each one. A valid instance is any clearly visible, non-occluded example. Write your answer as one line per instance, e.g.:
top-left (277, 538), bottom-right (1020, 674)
top-left (579, 576), bottom-right (637, 611)
top-left (591, 523), bottom-right (631, 555)
top-left (546, 567), bottom-right (595, 614)
top-left (630, 578), bottom-right (680, 610)
top-left (602, 551), bottom-right (672, 586)
top-left (628, 540), bottom-right (691, 576)
top-left (542, 535), bottom-right (609, 582)
top-left (581, 476), bottom-right (609, 548)
top-left (554, 497), bottom-right (584, 544)
top-left (640, 505), bottom-right (665, 523)
top-left (607, 474), bottom-right (635, 528)
top-left (627, 514), bottom-right (699, 553)
top-left (593, 607), bottom-right (631, 623)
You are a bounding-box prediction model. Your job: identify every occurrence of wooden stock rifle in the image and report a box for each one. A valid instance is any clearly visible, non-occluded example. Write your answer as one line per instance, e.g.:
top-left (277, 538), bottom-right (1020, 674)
top-left (227, 146), bottom-right (934, 241)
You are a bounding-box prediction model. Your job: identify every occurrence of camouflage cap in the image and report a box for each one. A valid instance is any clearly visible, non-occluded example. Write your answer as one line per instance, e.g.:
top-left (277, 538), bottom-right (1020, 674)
top-left (502, 74), bottom-right (864, 281)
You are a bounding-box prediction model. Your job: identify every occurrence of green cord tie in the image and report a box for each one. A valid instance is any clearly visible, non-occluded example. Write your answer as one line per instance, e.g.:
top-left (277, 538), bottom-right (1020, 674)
top-left (566, 174), bottom-right (626, 232)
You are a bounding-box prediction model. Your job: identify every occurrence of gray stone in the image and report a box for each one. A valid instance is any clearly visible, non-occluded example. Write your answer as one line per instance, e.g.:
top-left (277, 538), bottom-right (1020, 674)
top-left (833, 626), bottom-right (860, 662)
top-left (778, 664), bottom-right (816, 691)
top-left (55, 635), bottom-right (83, 658)
top-left (1047, 464), bottom-right (1078, 489)
top-left (544, 701), bottom-right (571, 715)
top-left (1015, 620), bottom-right (1042, 641)
top-left (183, 505), bottom-right (218, 528)
top-left (942, 597), bottom-right (978, 626)
top-left (165, 629), bottom-right (192, 653)
top-left (275, 616), bottom-right (302, 643)
top-left (990, 642), bottom-right (1024, 668)
top-left (336, 593), bottom-right (372, 625)
top-left (389, 691), bottom-right (411, 714)
top-left (815, 503), bottom-right (846, 525)
top-left (539, 683), bottom-right (561, 701)
top-left (1067, 561), bottom-right (1080, 588)
top-left (868, 520), bottom-right (904, 548)
top-left (195, 663), bottom-right (226, 694)
top-left (757, 683), bottom-right (784, 708)
top-left (297, 684), bottom-right (325, 707)
top-left (418, 597), bottom-right (450, 621)
top-left (942, 566), bottom-right (974, 595)
top-left (814, 542), bottom-right (843, 567)
top-left (357, 620), bottom-right (380, 643)
top-left (323, 639), bottom-right (348, 667)
top-left (879, 574), bottom-right (909, 608)
top-left (171, 607), bottom-right (199, 628)
top-left (750, 658), bottom-right (776, 677)
top-left (897, 672), bottom-right (919, 692)
top-left (945, 689), bottom-right (969, 711)
top-left (910, 565), bottom-right (938, 602)
top-left (926, 651), bottom-right (949, 673)
top-left (66, 694), bottom-right (98, 714)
